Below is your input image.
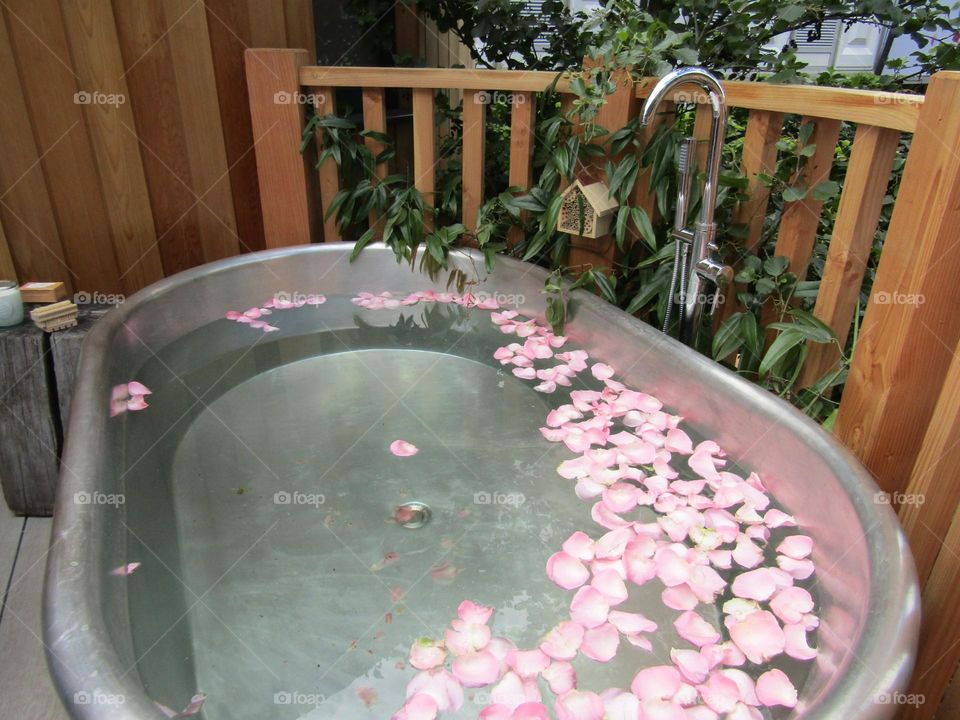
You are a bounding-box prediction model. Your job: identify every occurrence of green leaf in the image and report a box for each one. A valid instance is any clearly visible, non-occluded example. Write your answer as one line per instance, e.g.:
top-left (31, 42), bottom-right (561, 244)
top-left (811, 180), bottom-right (841, 202)
top-left (713, 312), bottom-right (747, 361)
top-left (593, 271), bottom-right (617, 303)
top-left (349, 227), bottom-right (376, 261)
top-left (763, 256), bottom-right (789, 277)
top-left (759, 329), bottom-right (805, 379)
top-left (614, 206), bottom-right (629, 249)
top-left (631, 207), bottom-right (656, 250)
top-left (783, 185), bottom-right (807, 202)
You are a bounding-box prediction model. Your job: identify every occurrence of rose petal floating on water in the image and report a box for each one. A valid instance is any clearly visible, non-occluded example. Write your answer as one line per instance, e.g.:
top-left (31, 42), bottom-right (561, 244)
top-left (755, 668), bottom-right (798, 708)
top-left (155, 693), bottom-right (207, 718)
top-left (590, 363), bottom-right (615, 381)
top-left (444, 621), bottom-right (491, 655)
top-left (631, 665), bottom-right (681, 701)
top-left (602, 691), bottom-right (640, 720)
top-left (763, 509), bottom-right (797, 528)
top-left (546, 552), bottom-right (590, 590)
top-left (540, 621), bottom-right (584, 661)
top-left (371, 552), bottom-right (400, 571)
top-left (777, 555), bottom-right (815, 579)
top-left (783, 622), bottom-right (818, 660)
top-left (570, 587), bottom-right (610, 628)
top-left (562, 531), bottom-right (595, 562)
top-left (555, 690), bottom-right (605, 720)
top-left (542, 661), bottom-right (576, 694)
top-left (777, 534), bottom-right (814, 559)
top-left (731, 568), bottom-right (781, 601)
top-left (727, 610), bottom-right (786, 664)
top-left (608, 610), bottom-right (657, 635)
top-left (491, 671), bottom-right (541, 707)
top-left (390, 440), bottom-right (419, 457)
top-left (697, 672), bottom-right (740, 714)
top-left (127, 395), bottom-right (149, 411)
top-left (579, 623), bottom-right (619, 662)
top-left (671, 648), bottom-right (710, 684)
top-left (430, 561), bottom-right (461, 583)
top-left (506, 648), bottom-right (550, 678)
top-left (406, 669), bottom-right (464, 713)
top-left (674, 610), bottom-right (721, 647)
top-left (590, 569), bottom-right (628, 605)
top-left (111, 562), bottom-right (141, 576)
top-left (458, 600), bottom-right (494, 625)
top-left (410, 638), bottom-right (447, 670)
top-left (718, 668), bottom-right (758, 705)
top-left (393, 692), bottom-right (439, 720)
top-left (770, 586), bottom-right (814, 624)
top-left (452, 649), bottom-right (500, 687)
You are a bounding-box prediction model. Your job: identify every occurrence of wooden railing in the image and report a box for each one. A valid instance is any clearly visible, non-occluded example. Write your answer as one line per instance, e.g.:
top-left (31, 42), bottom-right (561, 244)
top-left (245, 50), bottom-right (960, 718)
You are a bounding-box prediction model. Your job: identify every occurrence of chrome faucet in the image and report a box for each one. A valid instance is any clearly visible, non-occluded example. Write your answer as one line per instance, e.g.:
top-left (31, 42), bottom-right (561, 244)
top-left (640, 67), bottom-right (733, 348)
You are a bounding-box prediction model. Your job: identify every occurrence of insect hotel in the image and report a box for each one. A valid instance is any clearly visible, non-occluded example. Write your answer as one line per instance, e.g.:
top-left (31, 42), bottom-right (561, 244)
top-left (557, 180), bottom-right (619, 238)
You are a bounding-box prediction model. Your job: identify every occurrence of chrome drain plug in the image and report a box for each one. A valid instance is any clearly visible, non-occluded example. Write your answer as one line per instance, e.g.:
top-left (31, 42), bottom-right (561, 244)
top-left (394, 502), bottom-right (431, 529)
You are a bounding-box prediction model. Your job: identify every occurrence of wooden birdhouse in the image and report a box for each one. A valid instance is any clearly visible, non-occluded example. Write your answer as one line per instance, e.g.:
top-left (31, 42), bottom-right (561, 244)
top-left (557, 180), bottom-right (619, 238)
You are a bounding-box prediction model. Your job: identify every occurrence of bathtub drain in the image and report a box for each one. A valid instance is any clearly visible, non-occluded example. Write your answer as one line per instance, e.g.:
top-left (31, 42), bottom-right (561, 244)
top-left (394, 502), bottom-right (431, 529)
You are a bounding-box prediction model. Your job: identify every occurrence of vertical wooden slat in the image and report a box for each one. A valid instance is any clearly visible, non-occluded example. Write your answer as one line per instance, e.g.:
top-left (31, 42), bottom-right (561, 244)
top-left (246, 0), bottom-right (287, 47)
top-left (835, 71), bottom-right (960, 495)
top-left (62, 0), bottom-right (164, 292)
top-left (113, 0), bottom-right (204, 275)
top-left (163, 0), bottom-right (239, 264)
top-left (362, 87), bottom-right (388, 232)
top-left (714, 110), bottom-right (785, 328)
top-left (394, 2), bottom-right (420, 60)
top-left (245, 48), bottom-right (317, 246)
top-left (900, 504), bottom-right (960, 720)
top-left (5, 0), bottom-right (121, 294)
top-left (0, 7), bottom-right (72, 290)
top-left (507, 91), bottom-right (536, 248)
top-left (772, 117), bottom-right (843, 281)
top-left (0, 220), bottom-right (16, 282)
top-left (800, 125), bottom-right (900, 385)
top-left (900, 339), bottom-right (960, 586)
top-left (283, 0), bottom-right (316, 59)
top-left (461, 93), bottom-right (486, 233)
top-left (412, 87), bottom-right (436, 232)
top-left (203, 0), bottom-right (267, 255)
top-left (314, 86), bottom-right (341, 241)
top-left (691, 103), bottom-right (714, 175)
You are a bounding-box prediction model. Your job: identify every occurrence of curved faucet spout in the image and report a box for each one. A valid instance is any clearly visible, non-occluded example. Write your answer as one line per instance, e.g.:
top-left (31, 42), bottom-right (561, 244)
top-left (640, 67), bottom-right (730, 348)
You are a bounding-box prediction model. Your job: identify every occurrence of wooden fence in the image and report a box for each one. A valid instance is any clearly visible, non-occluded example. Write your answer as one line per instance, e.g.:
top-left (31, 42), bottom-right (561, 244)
top-left (245, 53), bottom-right (960, 718)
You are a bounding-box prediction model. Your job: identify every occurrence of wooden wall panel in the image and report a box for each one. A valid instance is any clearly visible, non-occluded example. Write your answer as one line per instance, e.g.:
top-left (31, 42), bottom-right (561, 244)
top-left (61, 0), bottom-right (164, 293)
top-left (0, 220), bottom-right (16, 282)
top-left (113, 0), bottom-right (205, 276)
top-left (4, 0), bottom-right (121, 295)
top-left (0, 7), bottom-right (73, 290)
top-left (203, 0), bottom-right (267, 255)
top-left (162, 0), bottom-right (239, 263)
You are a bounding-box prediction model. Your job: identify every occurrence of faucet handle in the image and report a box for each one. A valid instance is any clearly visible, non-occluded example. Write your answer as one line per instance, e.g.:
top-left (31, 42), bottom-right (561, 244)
top-left (695, 258), bottom-right (733, 316)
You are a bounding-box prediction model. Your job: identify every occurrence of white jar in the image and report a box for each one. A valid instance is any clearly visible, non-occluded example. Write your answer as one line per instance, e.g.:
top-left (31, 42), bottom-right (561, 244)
top-left (0, 281), bottom-right (24, 327)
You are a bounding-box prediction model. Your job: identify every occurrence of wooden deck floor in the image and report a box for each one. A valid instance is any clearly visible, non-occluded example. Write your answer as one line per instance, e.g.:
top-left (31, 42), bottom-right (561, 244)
top-left (0, 503), bottom-right (69, 718)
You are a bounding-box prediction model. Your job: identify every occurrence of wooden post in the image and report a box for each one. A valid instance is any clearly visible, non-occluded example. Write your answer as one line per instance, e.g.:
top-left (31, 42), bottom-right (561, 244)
top-left (245, 48), bottom-right (317, 246)
top-left (412, 87), bottom-right (436, 232)
top-left (835, 71), bottom-right (960, 495)
top-left (800, 125), bottom-right (900, 385)
top-left (461, 92), bottom-right (486, 233)
top-left (363, 87), bottom-right (388, 235)
top-left (314, 86), bottom-right (341, 241)
top-left (713, 109), bottom-right (785, 330)
top-left (507, 92), bottom-right (536, 248)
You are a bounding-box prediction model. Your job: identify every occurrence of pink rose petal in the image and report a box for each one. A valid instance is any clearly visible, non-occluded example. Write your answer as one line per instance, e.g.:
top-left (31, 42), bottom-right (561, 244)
top-left (727, 610), bottom-right (786, 664)
top-left (452, 649), bottom-right (501, 687)
top-left (674, 610), bottom-right (721, 648)
top-left (542, 661), bottom-right (576, 694)
top-left (580, 622), bottom-right (620, 662)
top-left (777, 535), bottom-right (813, 559)
top-left (410, 638), bottom-right (447, 670)
top-left (506, 649), bottom-right (550, 678)
top-left (590, 363), bottom-right (615, 381)
top-left (547, 552), bottom-right (590, 590)
top-left (540, 621), bottom-right (584, 661)
top-left (755, 668), bottom-right (798, 708)
top-left (631, 666), bottom-right (681, 701)
top-left (458, 600), bottom-right (494, 625)
top-left (390, 440), bottom-right (419, 457)
top-left (555, 690), bottom-right (604, 720)
top-left (570, 587), bottom-right (610, 628)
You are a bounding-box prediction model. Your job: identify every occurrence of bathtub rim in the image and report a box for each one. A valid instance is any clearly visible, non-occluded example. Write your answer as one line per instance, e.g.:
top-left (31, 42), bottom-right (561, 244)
top-left (44, 243), bottom-right (919, 720)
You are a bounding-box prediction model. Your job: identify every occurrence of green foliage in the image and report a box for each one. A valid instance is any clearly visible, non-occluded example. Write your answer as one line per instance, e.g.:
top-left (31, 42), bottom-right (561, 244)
top-left (305, 0), bottom-right (958, 426)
